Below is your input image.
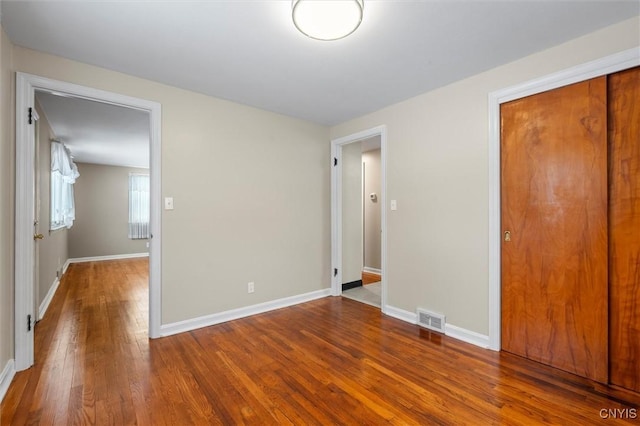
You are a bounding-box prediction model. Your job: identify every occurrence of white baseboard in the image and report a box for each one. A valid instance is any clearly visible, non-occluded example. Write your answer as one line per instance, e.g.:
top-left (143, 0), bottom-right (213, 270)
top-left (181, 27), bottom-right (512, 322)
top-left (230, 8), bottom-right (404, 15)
top-left (384, 305), bottom-right (418, 324)
top-left (384, 305), bottom-right (489, 349)
top-left (68, 252), bottom-right (149, 264)
top-left (62, 258), bottom-right (71, 274)
top-left (0, 359), bottom-right (16, 404)
top-left (444, 323), bottom-right (490, 348)
top-left (363, 267), bottom-right (382, 274)
top-left (38, 277), bottom-right (60, 320)
top-left (161, 288), bottom-right (332, 337)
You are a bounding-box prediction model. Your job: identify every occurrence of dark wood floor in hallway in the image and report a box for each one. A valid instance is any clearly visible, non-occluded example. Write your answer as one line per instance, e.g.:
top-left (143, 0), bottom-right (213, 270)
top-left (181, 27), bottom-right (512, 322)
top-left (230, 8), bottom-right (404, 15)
top-left (2, 258), bottom-right (639, 425)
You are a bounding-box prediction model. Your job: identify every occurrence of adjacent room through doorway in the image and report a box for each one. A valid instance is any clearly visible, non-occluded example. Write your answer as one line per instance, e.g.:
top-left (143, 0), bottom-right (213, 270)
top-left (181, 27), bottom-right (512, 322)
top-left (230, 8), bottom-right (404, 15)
top-left (13, 72), bottom-right (161, 372)
top-left (341, 136), bottom-right (383, 308)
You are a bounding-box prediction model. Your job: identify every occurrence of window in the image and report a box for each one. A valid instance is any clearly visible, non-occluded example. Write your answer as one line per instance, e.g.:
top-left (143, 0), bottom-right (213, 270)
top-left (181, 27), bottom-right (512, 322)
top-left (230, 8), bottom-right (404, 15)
top-left (128, 173), bottom-right (150, 239)
top-left (50, 142), bottom-right (78, 230)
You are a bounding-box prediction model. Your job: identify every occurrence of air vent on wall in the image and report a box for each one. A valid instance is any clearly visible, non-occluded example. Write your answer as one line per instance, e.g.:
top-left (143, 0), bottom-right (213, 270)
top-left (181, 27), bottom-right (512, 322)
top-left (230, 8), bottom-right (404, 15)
top-left (417, 308), bottom-right (446, 333)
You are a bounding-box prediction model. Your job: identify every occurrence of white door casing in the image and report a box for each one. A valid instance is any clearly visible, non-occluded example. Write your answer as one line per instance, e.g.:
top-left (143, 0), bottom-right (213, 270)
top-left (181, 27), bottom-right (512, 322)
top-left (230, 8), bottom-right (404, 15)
top-left (331, 125), bottom-right (388, 312)
top-left (14, 73), bottom-right (163, 371)
top-left (486, 48), bottom-right (639, 351)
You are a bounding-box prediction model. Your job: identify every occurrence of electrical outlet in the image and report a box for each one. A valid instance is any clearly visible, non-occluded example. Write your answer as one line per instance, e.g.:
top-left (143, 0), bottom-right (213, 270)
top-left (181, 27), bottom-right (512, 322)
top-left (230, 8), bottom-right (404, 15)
top-left (248, 282), bottom-right (255, 293)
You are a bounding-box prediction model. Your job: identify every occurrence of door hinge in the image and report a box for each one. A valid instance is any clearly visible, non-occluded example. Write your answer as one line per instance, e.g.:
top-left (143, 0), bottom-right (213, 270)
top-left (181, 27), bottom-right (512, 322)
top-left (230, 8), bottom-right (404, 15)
top-left (333, 157), bottom-right (338, 166)
top-left (27, 314), bottom-right (32, 332)
top-left (334, 268), bottom-right (338, 277)
top-left (28, 107), bottom-right (33, 124)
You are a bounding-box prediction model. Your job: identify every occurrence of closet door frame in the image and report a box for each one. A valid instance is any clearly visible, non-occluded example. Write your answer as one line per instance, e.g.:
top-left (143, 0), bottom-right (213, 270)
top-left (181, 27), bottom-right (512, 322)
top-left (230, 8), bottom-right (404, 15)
top-left (487, 48), bottom-right (639, 351)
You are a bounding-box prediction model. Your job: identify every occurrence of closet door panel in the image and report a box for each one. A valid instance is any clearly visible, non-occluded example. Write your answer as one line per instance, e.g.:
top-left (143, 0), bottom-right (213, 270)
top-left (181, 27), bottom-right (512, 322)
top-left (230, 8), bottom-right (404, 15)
top-left (609, 66), bottom-right (640, 393)
top-left (501, 77), bottom-right (608, 383)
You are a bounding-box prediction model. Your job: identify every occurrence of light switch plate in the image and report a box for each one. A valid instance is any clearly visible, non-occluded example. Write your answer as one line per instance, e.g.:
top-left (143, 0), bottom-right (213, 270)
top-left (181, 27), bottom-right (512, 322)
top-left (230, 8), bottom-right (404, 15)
top-left (390, 200), bottom-right (397, 211)
top-left (164, 197), bottom-right (174, 210)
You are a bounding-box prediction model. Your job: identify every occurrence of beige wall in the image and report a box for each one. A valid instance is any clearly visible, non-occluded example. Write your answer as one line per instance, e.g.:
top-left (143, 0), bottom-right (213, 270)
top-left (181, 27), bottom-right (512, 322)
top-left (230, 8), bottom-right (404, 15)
top-left (35, 102), bottom-right (68, 312)
top-left (363, 149), bottom-right (381, 271)
top-left (2, 15), bottom-right (636, 376)
top-left (342, 142), bottom-right (362, 284)
top-left (330, 17), bottom-right (640, 335)
top-left (69, 163), bottom-right (149, 259)
top-left (0, 26), bottom-right (15, 376)
top-left (11, 45), bottom-right (331, 324)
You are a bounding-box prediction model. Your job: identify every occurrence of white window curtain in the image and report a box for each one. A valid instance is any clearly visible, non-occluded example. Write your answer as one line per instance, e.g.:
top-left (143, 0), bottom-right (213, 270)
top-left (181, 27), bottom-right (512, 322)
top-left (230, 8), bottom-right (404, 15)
top-left (129, 174), bottom-right (150, 239)
top-left (50, 141), bottom-right (79, 230)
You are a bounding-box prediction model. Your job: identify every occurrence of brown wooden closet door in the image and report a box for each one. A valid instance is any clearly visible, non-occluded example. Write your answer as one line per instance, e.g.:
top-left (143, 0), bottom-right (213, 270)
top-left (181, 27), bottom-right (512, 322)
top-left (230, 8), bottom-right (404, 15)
top-left (609, 66), bottom-right (640, 393)
top-left (501, 77), bottom-right (608, 383)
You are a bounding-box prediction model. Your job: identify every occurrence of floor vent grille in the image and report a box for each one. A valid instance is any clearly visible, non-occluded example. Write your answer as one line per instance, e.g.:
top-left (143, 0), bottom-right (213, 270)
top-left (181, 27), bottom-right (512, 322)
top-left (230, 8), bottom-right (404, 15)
top-left (417, 308), bottom-right (445, 333)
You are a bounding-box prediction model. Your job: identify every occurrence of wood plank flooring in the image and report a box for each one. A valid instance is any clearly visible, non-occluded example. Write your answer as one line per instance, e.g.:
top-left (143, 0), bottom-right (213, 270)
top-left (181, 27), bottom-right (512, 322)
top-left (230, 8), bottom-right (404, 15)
top-left (362, 271), bottom-right (381, 285)
top-left (2, 259), bottom-right (639, 425)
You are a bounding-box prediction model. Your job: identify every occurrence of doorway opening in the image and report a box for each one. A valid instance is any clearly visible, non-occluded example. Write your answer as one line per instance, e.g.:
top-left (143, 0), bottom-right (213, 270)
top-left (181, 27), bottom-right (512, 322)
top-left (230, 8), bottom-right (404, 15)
top-left (14, 73), bottom-right (162, 371)
top-left (331, 126), bottom-right (387, 312)
top-left (341, 138), bottom-right (382, 307)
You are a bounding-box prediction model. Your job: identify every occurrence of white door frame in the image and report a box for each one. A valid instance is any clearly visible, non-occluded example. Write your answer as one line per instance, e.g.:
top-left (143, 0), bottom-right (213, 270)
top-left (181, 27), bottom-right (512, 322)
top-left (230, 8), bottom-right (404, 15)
top-left (487, 48), bottom-right (639, 351)
top-left (15, 72), bottom-right (162, 371)
top-left (331, 125), bottom-right (388, 312)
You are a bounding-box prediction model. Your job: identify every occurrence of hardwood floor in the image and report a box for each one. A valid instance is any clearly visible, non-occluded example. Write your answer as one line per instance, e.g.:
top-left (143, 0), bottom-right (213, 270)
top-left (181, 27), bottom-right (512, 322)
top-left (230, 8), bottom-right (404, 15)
top-left (362, 271), bottom-right (381, 285)
top-left (2, 259), bottom-right (639, 425)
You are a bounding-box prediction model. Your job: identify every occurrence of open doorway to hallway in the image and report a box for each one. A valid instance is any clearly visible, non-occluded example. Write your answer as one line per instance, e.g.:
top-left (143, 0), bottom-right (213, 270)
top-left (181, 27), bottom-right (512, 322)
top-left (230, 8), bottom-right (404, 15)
top-left (342, 137), bottom-right (382, 308)
top-left (331, 126), bottom-right (387, 311)
top-left (14, 72), bottom-right (161, 372)
top-left (32, 90), bottom-right (151, 361)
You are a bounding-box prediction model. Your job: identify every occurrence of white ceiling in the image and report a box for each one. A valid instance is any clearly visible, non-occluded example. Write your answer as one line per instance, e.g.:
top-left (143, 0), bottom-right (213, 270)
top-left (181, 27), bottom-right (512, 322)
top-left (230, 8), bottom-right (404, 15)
top-left (36, 91), bottom-right (150, 168)
top-left (3, 1), bottom-right (639, 166)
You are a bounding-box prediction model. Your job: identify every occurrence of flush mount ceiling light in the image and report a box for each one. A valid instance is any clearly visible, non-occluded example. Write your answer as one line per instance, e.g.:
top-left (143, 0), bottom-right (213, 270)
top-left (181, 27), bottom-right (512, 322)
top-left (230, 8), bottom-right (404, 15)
top-left (292, 0), bottom-right (364, 41)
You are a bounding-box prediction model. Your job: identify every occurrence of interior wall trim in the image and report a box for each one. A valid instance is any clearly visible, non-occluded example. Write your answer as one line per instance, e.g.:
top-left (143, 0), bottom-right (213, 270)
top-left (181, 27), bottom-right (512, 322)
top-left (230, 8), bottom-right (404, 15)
top-left (63, 258), bottom-right (71, 275)
top-left (331, 125), bottom-right (388, 313)
top-left (487, 47), bottom-right (640, 351)
top-left (67, 253), bottom-right (149, 264)
top-left (444, 324), bottom-right (490, 349)
top-left (384, 305), bottom-right (417, 324)
top-left (14, 72), bottom-right (162, 372)
top-left (0, 359), bottom-right (16, 404)
top-left (385, 305), bottom-right (490, 348)
top-left (160, 288), bottom-right (332, 337)
top-left (38, 277), bottom-right (60, 321)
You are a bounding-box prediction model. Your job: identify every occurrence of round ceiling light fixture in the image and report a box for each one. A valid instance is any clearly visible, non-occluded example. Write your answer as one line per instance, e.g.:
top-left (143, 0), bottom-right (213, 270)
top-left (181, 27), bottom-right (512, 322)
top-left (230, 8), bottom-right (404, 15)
top-left (292, 0), bottom-right (364, 41)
